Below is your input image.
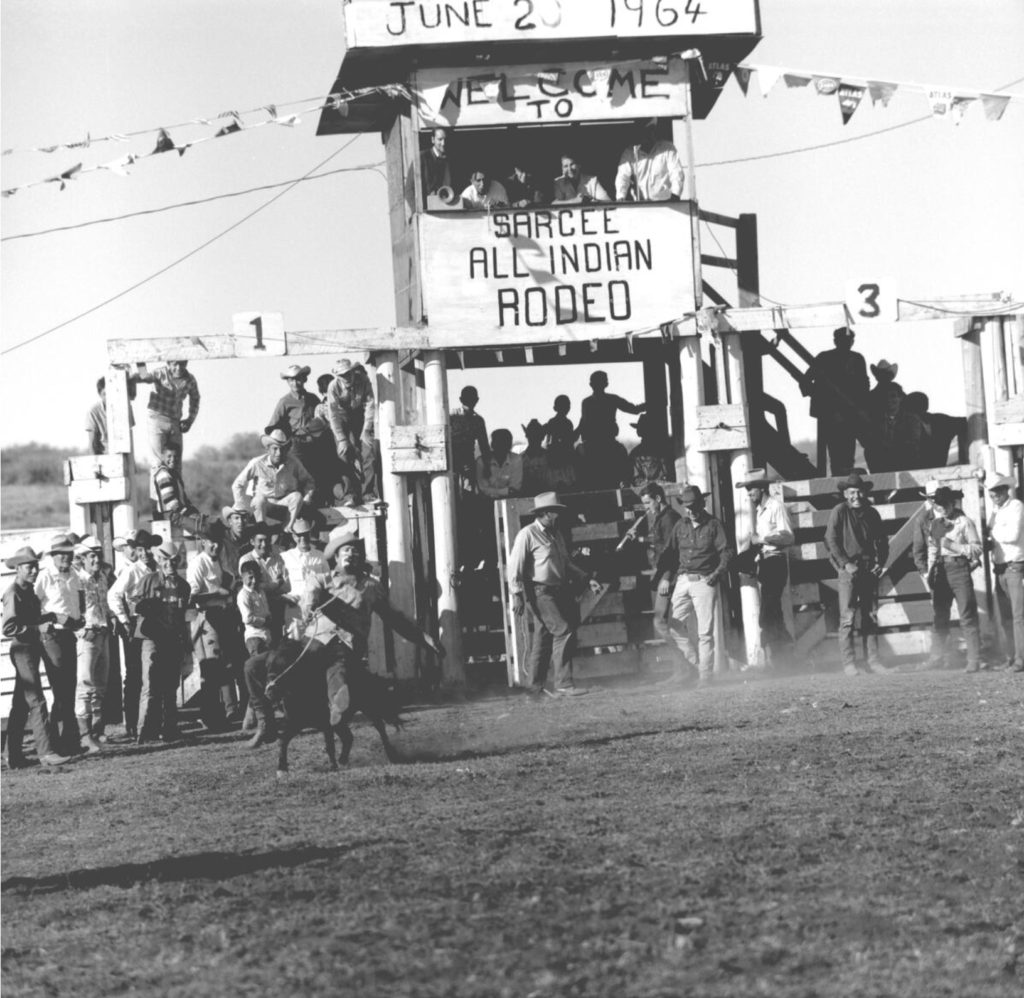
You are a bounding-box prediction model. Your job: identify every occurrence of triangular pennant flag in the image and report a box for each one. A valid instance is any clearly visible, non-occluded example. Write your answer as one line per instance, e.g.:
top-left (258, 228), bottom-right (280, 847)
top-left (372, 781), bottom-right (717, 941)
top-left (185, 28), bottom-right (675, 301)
top-left (2, 188), bottom-right (16, 197)
top-left (734, 66), bottom-right (751, 96)
top-left (217, 109), bottom-right (241, 121)
top-left (757, 65), bottom-right (784, 98)
top-left (812, 76), bottom-right (840, 96)
top-left (706, 61), bottom-right (732, 90)
top-left (950, 96), bottom-right (976, 125)
top-left (867, 80), bottom-right (898, 107)
top-left (152, 128), bottom-right (176, 154)
top-left (215, 121), bottom-right (243, 137)
top-left (263, 104), bottom-right (278, 119)
top-left (927, 89), bottom-right (953, 119)
top-left (981, 94), bottom-right (1010, 121)
top-left (191, 117), bottom-right (213, 126)
top-left (50, 162), bottom-right (82, 191)
top-left (67, 133), bottom-right (92, 150)
top-left (270, 113), bottom-right (300, 127)
top-left (837, 83), bottom-right (866, 125)
top-left (783, 72), bottom-right (812, 88)
top-left (176, 142), bottom-right (191, 157)
top-left (99, 153), bottom-right (136, 176)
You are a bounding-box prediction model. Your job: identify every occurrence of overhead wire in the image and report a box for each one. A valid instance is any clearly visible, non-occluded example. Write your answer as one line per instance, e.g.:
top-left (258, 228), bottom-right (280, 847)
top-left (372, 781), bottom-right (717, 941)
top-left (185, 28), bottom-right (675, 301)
top-left (0, 135), bottom-right (364, 358)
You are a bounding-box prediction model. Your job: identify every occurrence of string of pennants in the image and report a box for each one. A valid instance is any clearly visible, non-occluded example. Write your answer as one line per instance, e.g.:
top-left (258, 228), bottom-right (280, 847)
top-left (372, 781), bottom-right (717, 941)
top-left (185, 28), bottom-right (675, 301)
top-left (711, 62), bottom-right (1019, 125)
top-left (0, 85), bottom-right (410, 198)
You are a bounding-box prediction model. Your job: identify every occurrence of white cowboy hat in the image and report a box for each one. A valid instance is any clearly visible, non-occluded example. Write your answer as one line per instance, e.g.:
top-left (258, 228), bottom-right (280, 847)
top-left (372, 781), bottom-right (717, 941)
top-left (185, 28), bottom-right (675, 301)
top-left (280, 364), bottom-right (311, 380)
top-left (530, 492), bottom-right (566, 513)
top-left (260, 428), bottom-right (292, 449)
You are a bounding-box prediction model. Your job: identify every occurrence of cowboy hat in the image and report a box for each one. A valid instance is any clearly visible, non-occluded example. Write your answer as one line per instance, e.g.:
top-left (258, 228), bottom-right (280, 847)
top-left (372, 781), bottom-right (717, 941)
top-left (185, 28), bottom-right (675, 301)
top-left (923, 479), bottom-right (941, 497)
top-left (74, 537), bottom-right (103, 557)
top-left (260, 428), bottom-right (292, 449)
top-left (221, 502), bottom-right (250, 524)
top-left (280, 364), bottom-right (311, 381)
top-left (332, 358), bottom-right (356, 377)
top-left (324, 528), bottom-right (364, 563)
top-left (48, 534), bottom-right (77, 554)
top-left (870, 359), bottom-right (899, 380)
top-left (836, 473), bottom-right (874, 493)
top-left (4, 547), bottom-right (41, 569)
top-left (242, 521), bottom-right (282, 542)
top-left (154, 540), bottom-right (182, 561)
top-left (679, 485), bottom-right (707, 506)
top-left (530, 492), bottom-right (566, 513)
top-left (115, 528), bottom-right (162, 550)
top-left (931, 487), bottom-right (962, 507)
top-left (986, 473), bottom-right (1016, 491)
top-left (736, 468), bottom-right (777, 490)
top-left (289, 517), bottom-right (316, 536)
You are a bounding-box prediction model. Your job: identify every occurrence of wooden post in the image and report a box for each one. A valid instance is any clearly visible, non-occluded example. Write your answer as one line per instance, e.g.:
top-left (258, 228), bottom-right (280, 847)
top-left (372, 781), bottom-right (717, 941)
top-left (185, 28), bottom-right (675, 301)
top-left (962, 330), bottom-right (988, 469)
top-left (642, 355), bottom-right (669, 442)
top-left (979, 319), bottom-right (1012, 476)
top-left (678, 335), bottom-right (708, 490)
top-left (668, 345), bottom-right (684, 483)
top-left (720, 331), bottom-right (763, 670)
top-left (106, 366), bottom-right (138, 539)
top-left (424, 351), bottom-right (465, 686)
top-left (1012, 315), bottom-right (1024, 399)
top-left (376, 352), bottom-right (418, 681)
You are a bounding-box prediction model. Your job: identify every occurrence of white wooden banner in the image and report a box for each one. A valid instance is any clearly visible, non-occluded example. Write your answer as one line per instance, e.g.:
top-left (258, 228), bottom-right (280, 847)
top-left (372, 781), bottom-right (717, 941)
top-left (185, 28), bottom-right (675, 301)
top-left (345, 0), bottom-right (759, 48)
top-left (420, 202), bottom-right (696, 346)
top-left (414, 56), bottom-right (688, 127)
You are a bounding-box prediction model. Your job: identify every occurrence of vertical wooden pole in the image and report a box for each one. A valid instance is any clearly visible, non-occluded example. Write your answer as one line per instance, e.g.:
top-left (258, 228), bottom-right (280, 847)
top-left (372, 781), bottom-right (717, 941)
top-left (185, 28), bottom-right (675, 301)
top-left (721, 331), bottom-right (763, 670)
top-left (980, 319), bottom-right (1012, 476)
top-left (668, 345), bottom-right (684, 484)
top-left (376, 352), bottom-right (418, 681)
top-left (678, 335), bottom-right (708, 491)
top-left (642, 354), bottom-right (668, 443)
top-left (962, 330), bottom-right (988, 469)
top-left (424, 351), bottom-right (465, 686)
top-left (1011, 315), bottom-right (1024, 399)
top-left (106, 366), bottom-right (138, 539)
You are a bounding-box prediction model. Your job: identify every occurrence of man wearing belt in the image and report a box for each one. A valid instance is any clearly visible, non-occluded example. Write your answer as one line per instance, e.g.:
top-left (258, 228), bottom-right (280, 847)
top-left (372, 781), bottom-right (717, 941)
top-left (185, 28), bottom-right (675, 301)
top-left (926, 487), bottom-right (982, 673)
top-left (3, 547), bottom-right (71, 768)
top-left (913, 480), bottom-right (946, 669)
top-left (657, 486), bottom-right (733, 688)
top-left (508, 492), bottom-right (602, 697)
top-left (74, 537), bottom-right (112, 751)
top-left (986, 473), bottom-right (1024, 672)
top-left (35, 534), bottom-right (84, 754)
top-left (824, 473), bottom-right (891, 676)
top-left (736, 470), bottom-right (795, 667)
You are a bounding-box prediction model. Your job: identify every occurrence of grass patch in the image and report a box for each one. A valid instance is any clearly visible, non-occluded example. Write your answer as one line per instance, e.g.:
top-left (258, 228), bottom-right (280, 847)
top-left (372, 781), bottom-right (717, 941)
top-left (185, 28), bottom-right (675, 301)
top-left (3, 671), bottom-right (1023, 997)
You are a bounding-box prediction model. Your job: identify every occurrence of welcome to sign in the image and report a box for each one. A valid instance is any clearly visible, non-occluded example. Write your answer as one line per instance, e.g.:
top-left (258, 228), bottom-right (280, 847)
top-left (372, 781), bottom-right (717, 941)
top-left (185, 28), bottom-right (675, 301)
top-left (414, 57), bottom-right (688, 127)
top-left (345, 0), bottom-right (759, 48)
top-left (419, 202), bottom-right (696, 347)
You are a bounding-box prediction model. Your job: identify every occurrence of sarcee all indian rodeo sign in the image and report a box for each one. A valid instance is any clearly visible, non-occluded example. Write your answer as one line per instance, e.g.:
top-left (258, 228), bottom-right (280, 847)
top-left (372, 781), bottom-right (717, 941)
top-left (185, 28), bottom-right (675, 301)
top-left (420, 202), bottom-right (695, 346)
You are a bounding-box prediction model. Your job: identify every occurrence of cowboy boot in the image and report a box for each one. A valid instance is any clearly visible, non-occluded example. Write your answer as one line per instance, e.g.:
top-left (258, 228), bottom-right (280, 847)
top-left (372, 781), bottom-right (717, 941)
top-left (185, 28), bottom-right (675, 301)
top-left (77, 717), bottom-right (102, 754)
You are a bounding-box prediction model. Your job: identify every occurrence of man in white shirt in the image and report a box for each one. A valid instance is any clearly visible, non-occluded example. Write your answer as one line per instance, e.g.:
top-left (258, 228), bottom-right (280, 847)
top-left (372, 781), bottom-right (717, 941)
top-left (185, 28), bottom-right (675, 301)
top-left (73, 537), bottom-right (111, 751)
top-left (460, 169), bottom-right (509, 210)
top-left (239, 523), bottom-right (292, 643)
top-left (280, 517), bottom-right (329, 638)
top-left (35, 534), bottom-right (84, 754)
top-left (736, 470), bottom-right (796, 666)
top-left (614, 119), bottom-right (685, 202)
top-left (107, 528), bottom-right (161, 739)
top-left (986, 473), bottom-right (1024, 671)
top-left (552, 153), bottom-right (610, 204)
top-left (476, 429), bottom-right (524, 499)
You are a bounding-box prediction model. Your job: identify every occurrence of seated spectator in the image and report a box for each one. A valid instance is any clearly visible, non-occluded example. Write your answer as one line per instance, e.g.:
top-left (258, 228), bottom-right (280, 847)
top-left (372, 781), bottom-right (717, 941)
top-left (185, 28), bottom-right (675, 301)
top-left (864, 385), bottom-right (928, 472)
top-left (905, 391), bottom-right (965, 467)
top-left (552, 153), bottom-right (610, 204)
top-left (477, 429), bottom-right (523, 498)
top-left (519, 420), bottom-right (553, 497)
top-left (460, 169), bottom-right (509, 210)
top-left (614, 119), bottom-right (684, 202)
top-left (505, 159), bottom-right (544, 207)
top-left (231, 428), bottom-right (315, 529)
top-left (628, 414), bottom-right (674, 487)
top-left (152, 442), bottom-right (199, 527)
top-left (868, 360), bottom-right (902, 419)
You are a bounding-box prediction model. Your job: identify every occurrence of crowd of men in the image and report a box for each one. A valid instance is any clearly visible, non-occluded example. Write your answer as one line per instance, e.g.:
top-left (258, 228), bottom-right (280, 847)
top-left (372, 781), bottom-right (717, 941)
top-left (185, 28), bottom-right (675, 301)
top-left (801, 327), bottom-right (964, 476)
top-left (421, 119), bottom-right (685, 208)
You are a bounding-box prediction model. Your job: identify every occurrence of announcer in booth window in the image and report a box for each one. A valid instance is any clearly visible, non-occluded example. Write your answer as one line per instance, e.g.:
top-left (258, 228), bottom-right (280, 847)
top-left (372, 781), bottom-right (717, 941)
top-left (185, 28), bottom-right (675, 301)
top-left (460, 168), bottom-right (509, 210)
top-left (614, 118), bottom-right (685, 203)
top-left (552, 152), bottom-right (610, 205)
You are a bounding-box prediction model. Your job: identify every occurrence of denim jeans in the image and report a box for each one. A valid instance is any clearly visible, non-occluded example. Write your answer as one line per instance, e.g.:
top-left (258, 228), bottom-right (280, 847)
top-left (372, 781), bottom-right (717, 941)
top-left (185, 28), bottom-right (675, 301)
top-left (670, 575), bottom-right (718, 678)
top-left (837, 569), bottom-right (880, 669)
top-left (652, 588), bottom-right (690, 663)
top-left (525, 585), bottom-right (580, 691)
top-left (138, 639), bottom-right (182, 738)
top-left (39, 628), bottom-right (79, 754)
top-left (931, 558), bottom-right (980, 666)
top-left (758, 555), bottom-right (794, 658)
top-left (994, 562), bottom-right (1024, 667)
top-left (6, 643), bottom-right (54, 761)
top-left (75, 628), bottom-right (110, 726)
top-left (122, 634), bottom-right (143, 735)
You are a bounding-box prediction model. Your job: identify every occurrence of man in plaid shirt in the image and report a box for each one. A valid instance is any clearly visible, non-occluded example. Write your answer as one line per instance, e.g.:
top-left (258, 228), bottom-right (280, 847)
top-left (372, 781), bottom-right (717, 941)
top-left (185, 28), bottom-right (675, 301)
top-left (133, 361), bottom-right (201, 492)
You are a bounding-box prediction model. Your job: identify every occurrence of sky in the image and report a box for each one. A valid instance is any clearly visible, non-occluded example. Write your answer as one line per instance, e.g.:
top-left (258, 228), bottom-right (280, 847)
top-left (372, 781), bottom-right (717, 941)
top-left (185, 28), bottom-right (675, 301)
top-left (2, 0), bottom-right (1022, 464)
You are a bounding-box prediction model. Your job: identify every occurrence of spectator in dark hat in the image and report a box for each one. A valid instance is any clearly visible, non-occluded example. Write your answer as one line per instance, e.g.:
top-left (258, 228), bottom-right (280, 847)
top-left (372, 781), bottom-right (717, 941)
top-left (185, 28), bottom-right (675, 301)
top-left (867, 359), bottom-right (902, 420)
top-left (628, 413), bottom-right (673, 488)
top-left (865, 384), bottom-right (928, 472)
top-left (656, 485), bottom-right (733, 687)
top-left (824, 474), bottom-right (891, 676)
top-left (519, 420), bottom-right (553, 497)
top-left (3, 548), bottom-right (71, 768)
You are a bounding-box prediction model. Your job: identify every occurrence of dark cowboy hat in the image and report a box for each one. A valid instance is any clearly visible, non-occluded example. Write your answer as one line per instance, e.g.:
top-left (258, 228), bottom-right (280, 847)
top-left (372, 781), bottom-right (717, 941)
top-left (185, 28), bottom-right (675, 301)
top-left (870, 359), bottom-right (899, 380)
top-left (736, 468), bottom-right (777, 490)
top-left (931, 487), bottom-right (963, 507)
top-left (115, 528), bottom-right (163, 550)
top-left (241, 521), bottom-right (282, 542)
top-left (5, 546), bottom-right (41, 569)
top-left (679, 485), bottom-right (706, 506)
top-left (836, 473), bottom-right (874, 493)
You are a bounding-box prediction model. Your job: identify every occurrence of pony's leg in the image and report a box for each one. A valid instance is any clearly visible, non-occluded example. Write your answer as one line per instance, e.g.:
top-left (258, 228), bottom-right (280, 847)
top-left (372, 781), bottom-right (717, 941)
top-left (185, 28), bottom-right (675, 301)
top-left (372, 716), bottom-right (402, 763)
top-left (333, 709), bottom-right (355, 765)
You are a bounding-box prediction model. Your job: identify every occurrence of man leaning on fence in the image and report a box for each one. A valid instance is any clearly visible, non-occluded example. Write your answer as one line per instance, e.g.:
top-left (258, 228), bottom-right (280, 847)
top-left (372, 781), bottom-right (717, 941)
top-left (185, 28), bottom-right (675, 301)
top-left (985, 473), bottom-right (1024, 672)
top-left (824, 473), bottom-right (891, 677)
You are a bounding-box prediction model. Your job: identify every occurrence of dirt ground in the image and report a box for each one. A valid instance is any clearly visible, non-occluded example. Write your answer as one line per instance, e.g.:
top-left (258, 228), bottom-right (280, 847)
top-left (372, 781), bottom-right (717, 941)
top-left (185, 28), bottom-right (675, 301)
top-left (2, 667), bottom-right (1023, 997)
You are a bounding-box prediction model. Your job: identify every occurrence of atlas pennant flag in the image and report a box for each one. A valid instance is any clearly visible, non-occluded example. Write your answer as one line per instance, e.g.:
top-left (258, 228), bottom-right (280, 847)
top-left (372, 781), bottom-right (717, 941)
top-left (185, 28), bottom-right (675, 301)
top-left (706, 61), bottom-right (733, 90)
top-left (927, 89), bottom-right (954, 119)
top-left (734, 66), bottom-right (752, 96)
top-left (837, 83), bottom-right (866, 124)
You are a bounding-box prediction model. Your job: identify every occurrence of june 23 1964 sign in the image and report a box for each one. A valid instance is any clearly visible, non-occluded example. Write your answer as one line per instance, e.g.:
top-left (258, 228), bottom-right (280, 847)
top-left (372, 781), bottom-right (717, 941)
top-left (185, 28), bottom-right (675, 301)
top-left (420, 203), bottom-right (696, 346)
top-left (345, 0), bottom-right (759, 47)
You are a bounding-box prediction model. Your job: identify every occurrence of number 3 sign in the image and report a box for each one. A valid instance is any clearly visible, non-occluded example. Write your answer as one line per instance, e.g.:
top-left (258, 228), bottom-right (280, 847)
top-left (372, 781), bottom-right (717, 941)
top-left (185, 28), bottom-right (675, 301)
top-left (844, 279), bottom-right (896, 323)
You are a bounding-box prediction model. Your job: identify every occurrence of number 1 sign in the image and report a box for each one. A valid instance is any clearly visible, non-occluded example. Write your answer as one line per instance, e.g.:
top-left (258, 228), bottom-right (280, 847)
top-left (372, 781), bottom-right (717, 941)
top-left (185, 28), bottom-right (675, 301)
top-left (232, 312), bottom-right (286, 356)
top-left (844, 279), bottom-right (896, 323)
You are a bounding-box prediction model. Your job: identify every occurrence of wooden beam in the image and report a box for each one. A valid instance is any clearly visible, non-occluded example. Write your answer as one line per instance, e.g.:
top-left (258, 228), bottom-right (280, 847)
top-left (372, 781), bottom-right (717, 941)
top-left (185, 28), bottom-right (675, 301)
top-left (962, 330), bottom-right (989, 467)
